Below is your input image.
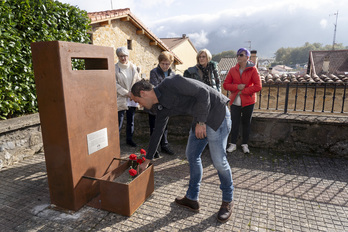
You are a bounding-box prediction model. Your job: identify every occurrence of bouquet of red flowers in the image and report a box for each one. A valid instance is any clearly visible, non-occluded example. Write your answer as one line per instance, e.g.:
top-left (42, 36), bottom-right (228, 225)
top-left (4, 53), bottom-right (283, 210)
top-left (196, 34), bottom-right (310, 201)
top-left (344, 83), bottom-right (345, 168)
top-left (128, 149), bottom-right (146, 180)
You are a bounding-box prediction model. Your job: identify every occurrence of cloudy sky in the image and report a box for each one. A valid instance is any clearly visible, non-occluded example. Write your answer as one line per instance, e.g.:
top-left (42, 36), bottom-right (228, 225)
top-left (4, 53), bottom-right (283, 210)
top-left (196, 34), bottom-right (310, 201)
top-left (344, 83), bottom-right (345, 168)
top-left (57, 0), bottom-right (347, 58)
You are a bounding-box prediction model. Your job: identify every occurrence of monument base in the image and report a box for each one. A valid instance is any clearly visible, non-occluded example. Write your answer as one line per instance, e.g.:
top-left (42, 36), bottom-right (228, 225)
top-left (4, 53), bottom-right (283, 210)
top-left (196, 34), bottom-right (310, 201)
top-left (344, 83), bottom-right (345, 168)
top-left (87, 160), bottom-right (154, 216)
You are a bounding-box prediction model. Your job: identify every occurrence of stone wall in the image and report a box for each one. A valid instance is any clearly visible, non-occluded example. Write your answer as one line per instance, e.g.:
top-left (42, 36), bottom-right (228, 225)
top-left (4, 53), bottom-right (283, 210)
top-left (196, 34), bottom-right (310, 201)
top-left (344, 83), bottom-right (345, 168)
top-left (0, 114), bottom-right (42, 170)
top-left (133, 111), bottom-right (348, 158)
top-left (1, 111), bottom-right (347, 170)
top-left (91, 18), bottom-right (164, 79)
top-left (250, 112), bottom-right (348, 158)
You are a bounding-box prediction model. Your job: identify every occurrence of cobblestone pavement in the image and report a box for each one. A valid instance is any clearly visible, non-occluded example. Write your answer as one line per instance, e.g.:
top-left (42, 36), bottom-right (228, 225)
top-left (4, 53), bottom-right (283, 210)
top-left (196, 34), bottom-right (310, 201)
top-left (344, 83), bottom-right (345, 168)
top-left (1, 135), bottom-right (348, 232)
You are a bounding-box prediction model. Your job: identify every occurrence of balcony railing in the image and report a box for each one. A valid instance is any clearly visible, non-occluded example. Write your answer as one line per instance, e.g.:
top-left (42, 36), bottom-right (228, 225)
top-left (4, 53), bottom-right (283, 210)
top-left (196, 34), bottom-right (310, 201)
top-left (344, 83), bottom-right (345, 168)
top-left (255, 83), bottom-right (348, 114)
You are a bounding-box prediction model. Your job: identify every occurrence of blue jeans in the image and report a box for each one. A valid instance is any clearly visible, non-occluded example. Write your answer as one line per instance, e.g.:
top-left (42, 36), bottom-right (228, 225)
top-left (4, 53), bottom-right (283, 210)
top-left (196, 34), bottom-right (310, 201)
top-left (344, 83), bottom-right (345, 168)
top-left (185, 106), bottom-right (233, 202)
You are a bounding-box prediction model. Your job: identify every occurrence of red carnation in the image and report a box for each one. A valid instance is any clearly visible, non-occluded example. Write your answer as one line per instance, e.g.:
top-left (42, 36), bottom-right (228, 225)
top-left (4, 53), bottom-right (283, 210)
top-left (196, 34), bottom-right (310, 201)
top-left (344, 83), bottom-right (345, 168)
top-left (129, 154), bottom-right (137, 161)
top-left (137, 158), bottom-right (143, 164)
top-left (140, 149), bottom-right (146, 155)
top-left (129, 168), bottom-right (137, 176)
top-left (142, 157), bottom-right (146, 161)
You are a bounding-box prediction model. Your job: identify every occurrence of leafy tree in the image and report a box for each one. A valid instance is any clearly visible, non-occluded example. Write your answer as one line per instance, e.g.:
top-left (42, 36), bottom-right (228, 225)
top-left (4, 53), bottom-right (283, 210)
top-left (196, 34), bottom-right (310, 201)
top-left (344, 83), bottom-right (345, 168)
top-left (274, 42), bottom-right (348, 65)
top-left (212, 50), bottom-right (237, 62)
top-left (0, 0), bottom-right (91, 119)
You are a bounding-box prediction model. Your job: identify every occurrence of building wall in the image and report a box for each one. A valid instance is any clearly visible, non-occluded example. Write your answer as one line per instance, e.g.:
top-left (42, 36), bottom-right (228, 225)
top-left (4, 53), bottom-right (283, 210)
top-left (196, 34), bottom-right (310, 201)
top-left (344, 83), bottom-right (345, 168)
top-left (91, 19), bottom-right (164, 80)
top-left (172, 41), bottom-right (197, 75)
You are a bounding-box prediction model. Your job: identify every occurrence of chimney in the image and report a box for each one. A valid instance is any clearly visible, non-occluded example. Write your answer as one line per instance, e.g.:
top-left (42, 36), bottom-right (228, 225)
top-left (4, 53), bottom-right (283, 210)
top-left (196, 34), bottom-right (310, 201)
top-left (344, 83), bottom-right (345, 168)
top-left (250, 50), bottom-right (258, 66)
top-left (182, 34), bottom-right (186, 38)
top-left (322, 55), bottom-right (330, 73)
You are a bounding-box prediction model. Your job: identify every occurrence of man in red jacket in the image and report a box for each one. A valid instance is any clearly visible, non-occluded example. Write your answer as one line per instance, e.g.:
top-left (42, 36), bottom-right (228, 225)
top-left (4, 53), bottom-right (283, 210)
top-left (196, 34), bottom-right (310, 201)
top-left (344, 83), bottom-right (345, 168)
top-left (223, 48), bottom-right (262, 154)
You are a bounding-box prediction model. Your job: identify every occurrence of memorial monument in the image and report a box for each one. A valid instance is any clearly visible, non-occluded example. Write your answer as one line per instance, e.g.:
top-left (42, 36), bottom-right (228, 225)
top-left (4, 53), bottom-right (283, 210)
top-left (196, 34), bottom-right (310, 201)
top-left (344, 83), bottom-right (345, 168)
top-left (31, 41), bottom-right (153, 216)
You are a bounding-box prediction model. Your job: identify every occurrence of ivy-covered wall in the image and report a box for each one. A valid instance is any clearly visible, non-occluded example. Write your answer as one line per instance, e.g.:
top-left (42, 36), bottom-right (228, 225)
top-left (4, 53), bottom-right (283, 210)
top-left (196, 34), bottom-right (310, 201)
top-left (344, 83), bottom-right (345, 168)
top-left (0, 0), bottom-right (91, 119)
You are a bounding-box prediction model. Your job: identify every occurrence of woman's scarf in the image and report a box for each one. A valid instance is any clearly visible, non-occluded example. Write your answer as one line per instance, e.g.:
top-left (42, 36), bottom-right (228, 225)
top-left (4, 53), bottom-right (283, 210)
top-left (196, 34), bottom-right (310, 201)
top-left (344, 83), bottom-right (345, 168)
top-left (197, 64), bottom-right (211, 86)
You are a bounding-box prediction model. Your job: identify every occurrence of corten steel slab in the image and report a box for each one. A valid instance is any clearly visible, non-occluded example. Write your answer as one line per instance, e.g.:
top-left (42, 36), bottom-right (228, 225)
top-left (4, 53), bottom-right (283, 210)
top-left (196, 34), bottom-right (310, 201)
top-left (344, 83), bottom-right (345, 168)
top-left (31, 41), bottom-right (120, 211)
top-left (100, 162), bottom-right (154, 216)
top-left (86, 161), bottom-right (155, 216)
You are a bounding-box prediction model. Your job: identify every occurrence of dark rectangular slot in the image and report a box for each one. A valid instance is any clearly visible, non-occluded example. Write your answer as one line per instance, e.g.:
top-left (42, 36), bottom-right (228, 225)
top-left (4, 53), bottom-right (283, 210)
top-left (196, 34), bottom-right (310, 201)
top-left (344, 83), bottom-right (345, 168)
top-left (71, 58), bottom-right (108, 70)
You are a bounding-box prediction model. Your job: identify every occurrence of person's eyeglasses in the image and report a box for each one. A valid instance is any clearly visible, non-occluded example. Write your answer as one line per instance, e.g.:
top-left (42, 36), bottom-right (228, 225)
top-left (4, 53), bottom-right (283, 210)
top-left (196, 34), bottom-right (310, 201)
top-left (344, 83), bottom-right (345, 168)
top-left (237, 54), bottom-right (245, 57)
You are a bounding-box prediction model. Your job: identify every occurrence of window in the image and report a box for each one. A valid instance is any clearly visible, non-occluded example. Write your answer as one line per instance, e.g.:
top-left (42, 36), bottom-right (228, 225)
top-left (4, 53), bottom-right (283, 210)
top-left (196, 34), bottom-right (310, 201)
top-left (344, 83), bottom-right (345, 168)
top-left (127, 40), bottom-right (132, 50)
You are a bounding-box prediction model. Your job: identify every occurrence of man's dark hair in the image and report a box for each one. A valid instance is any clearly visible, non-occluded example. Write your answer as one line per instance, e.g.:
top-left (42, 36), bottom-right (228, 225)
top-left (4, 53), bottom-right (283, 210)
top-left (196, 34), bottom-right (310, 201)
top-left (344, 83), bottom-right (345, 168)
top-left (131, 79), bottom-right (153, 97)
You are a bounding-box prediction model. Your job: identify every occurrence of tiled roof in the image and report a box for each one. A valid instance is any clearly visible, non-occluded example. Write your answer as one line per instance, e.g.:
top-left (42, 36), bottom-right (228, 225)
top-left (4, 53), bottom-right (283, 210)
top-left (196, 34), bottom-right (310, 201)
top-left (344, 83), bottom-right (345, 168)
top-left (217, 57), bottom-right (237, 81)
top-left (260, 73), bottom-right (348, 85)
top-left (161, 36), bottom-right (197, 52)
top-left (88, 8), bottom-right (130, 22)
top-left (218, 57), bottom-right (348, 85)
top-left (160, 38), bottom-right (186, 50)
top-left (87, 8), bottom-right (182, 64)
top-left (309, 50), bottom-right (348, 75)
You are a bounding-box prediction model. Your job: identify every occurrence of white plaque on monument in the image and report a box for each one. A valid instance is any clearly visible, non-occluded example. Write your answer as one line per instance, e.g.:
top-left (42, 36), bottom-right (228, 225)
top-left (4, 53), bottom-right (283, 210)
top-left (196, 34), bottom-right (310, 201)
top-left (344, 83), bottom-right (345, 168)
top-left (87, 128), bottom-right (108, 155)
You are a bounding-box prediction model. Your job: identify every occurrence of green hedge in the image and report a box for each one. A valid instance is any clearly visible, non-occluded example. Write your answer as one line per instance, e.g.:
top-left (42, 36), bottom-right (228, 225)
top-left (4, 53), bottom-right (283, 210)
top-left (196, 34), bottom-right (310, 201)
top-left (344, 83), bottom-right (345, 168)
top-left (0, 0), bottom-right (91, 119)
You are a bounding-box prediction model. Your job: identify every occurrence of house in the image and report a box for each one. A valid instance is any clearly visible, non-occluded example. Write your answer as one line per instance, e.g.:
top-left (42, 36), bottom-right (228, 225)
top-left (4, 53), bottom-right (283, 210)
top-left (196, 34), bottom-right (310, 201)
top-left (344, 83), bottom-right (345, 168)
top-left (87, 8), bottom-right (182, 79)
top-left (271, 65), bottom-right (293, 75)
top-left (258, 58), bottom-right (274, 68)
top-left (160, 34), bottom-right (197, 75)
top-left (307, 49), bottom-right (348, 76)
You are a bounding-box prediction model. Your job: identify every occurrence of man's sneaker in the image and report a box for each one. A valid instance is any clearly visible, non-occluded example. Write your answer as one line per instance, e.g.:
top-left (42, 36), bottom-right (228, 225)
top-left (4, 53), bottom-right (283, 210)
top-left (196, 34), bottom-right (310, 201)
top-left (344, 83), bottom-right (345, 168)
top-left (175, 196), bottom-right (199, 212)
top-left (161, 145), bottom-right (175, 155)
top-left (217, 201), bottom-right (233, 223)
top-left (241, 144), bottom-right (250, 154)
top-left (226, 143), bottom-right (236, 153)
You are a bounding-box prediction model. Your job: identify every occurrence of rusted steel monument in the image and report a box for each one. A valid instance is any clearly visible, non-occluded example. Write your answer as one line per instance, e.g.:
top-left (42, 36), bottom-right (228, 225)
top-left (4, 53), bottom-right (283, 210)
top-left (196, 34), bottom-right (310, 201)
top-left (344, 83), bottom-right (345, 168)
top-left (31, 41), bottom-right (154, 216)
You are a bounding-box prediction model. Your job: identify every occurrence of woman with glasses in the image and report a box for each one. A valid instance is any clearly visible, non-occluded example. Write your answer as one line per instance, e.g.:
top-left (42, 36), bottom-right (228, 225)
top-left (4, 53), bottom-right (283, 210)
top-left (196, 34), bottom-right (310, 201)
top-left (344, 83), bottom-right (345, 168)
top-left (115, 46), bottom-right (141, 147)
top-left (148, 51), bottom-right (176, 158)
top-left (184, 49), bottom-right (221, 92)
top-left (223, 48), bottom-right (262, 154)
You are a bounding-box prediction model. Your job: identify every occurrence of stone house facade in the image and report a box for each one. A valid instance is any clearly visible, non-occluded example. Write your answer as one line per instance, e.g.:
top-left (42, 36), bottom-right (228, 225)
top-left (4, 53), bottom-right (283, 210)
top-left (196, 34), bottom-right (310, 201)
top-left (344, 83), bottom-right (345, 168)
top-left (88, 8), bottom-right (182, 79)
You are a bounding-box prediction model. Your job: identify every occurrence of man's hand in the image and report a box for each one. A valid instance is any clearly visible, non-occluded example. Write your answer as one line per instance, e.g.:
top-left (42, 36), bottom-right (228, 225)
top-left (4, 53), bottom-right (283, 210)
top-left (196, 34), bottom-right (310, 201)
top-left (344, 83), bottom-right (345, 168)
top-left (138, 159), bottom-right (151, 174)
top-left (195, 123), bottom-right (207, 139)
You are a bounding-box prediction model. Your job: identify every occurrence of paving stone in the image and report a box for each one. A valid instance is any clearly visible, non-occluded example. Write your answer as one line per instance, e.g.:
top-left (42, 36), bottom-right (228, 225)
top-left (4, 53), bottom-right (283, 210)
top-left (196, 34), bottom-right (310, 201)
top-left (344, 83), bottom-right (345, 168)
top-left (1, 140), bottom-right (348, 231)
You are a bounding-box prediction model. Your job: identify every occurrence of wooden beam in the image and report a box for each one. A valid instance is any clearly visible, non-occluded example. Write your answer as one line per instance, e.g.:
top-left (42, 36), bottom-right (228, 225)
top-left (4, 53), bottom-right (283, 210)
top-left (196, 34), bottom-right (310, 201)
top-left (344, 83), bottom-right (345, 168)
top-left (136, 29), bottom-right (145, 35)
top-left (121, 16), bottom-right (130, 22)
top-left (149, 41), bottom-right (157, 46)
top-left (99, 20), bottom-right (109, 26)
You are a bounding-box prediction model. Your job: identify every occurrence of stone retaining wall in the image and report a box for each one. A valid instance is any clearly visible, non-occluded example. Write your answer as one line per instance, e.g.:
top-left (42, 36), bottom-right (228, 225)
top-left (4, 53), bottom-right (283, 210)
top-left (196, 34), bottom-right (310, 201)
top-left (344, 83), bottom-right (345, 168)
top-left (0, 114), bottom-right (42, 170)
top-left (134, 111), bottom-right (348, 158)
top-left (1, 111), bottom-right (347, 170)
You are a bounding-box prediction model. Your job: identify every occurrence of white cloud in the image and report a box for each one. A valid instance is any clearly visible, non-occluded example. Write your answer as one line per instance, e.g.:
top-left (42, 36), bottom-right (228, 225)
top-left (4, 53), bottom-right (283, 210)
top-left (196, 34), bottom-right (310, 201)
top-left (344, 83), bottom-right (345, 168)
top-left (320, 19), bottom-right (328, 29)
top-left (56, 0), bottom-right (348, 57)
top-left (138, 0), bottom-right (175, 8)
top-left (187, 31), bottom-right (209, 49)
